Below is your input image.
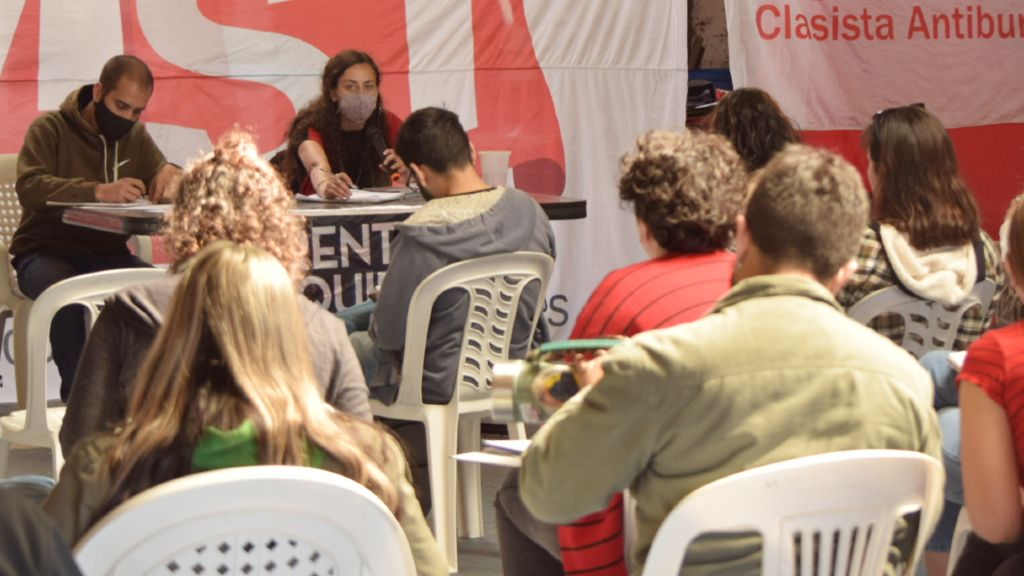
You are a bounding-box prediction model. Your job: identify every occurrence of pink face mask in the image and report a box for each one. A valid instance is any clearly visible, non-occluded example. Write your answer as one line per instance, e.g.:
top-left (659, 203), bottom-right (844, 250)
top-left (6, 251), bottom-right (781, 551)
top-left (338, 93), bottom-right (377, 125)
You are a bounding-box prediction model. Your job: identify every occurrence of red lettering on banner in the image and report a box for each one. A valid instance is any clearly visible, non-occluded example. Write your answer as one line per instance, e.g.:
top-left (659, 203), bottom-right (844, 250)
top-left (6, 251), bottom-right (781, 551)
top-left (1, 0), bottom-right (566, 195)
top-left (193, 0), bottom-right (413, 119)
top-left (908, 5), bottom-right (1024, 40)
top-left (470, 0), bottom-right (565, 196)
top-left (118, 0), bottom-right (333, 153)
top-left (756, 4), bottom-right (782, 40)
top-left (0, 0), bottom-right (41, 153)
top-left (755, 3), bottom-right (893, 41)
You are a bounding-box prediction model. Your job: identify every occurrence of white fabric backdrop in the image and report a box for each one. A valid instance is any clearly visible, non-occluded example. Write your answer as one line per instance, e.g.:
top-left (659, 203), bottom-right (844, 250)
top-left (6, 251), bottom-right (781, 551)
top-left (726, 0), bottom-right (1024, 129)
top-left (0, 0), bottom-right (688, 402)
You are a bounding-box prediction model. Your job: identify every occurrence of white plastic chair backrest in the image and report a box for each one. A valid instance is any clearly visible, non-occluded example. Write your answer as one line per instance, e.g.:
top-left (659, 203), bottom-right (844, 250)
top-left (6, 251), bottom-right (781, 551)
top-left (74, 465), bottom-right (416, 576)
top-left (21, 268), bottom-right (167, 423)
top-left (642, 450), bottom-right (943, 576)
top-left (946, 509), bottom-right (972, 576)
top-left (0, 154), bottom-right (23, 303)
top-left (847, 279), bottom-right (997, 358)
top-left (394, 251), bottom-right (554, 406)
top-left (0, 153), bottom-right (18, 249)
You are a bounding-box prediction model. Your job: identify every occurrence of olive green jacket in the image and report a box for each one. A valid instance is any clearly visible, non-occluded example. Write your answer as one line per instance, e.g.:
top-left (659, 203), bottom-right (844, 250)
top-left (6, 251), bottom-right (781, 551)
top-left (520, 274), bottom-right (943, 574)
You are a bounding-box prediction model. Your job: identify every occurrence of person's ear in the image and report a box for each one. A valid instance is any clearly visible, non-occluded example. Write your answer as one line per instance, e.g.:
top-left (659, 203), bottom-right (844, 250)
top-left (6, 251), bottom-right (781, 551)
top-left (410, 163), bottom-right (426, 186)
top-left (469, 142), bottom-right (478, 167)
top-left (92, 82), bottom-right (104, 103)
top-left (734, 215), bottom-right (751, 258)
top-left (826, 258), bottom-right (859, 294)
top-left (636, 218), bottom-right (652, 243)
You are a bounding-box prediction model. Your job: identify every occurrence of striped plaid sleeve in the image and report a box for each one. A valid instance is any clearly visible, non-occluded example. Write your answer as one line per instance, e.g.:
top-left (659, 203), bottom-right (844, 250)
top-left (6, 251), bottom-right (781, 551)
top-left (836, 227), bottom-right (893, 310)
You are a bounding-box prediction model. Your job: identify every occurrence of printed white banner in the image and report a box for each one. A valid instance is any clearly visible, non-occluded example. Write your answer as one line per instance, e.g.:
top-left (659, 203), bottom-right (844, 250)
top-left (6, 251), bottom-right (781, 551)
top-left (726, 0), bottom-right (1024, 129)
top-left (0, 0), bottom-right (688, 343)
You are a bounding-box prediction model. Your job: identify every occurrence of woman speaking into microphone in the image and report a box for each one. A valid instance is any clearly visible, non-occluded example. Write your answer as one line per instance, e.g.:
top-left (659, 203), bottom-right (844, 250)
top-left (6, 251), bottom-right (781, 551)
top-left (283, 50), bottom-right (406, 199)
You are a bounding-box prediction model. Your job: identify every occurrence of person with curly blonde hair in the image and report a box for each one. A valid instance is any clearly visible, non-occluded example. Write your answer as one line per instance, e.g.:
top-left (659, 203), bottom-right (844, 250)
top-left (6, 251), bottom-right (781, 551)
top-left (61, 129), bottom-right (370, 458)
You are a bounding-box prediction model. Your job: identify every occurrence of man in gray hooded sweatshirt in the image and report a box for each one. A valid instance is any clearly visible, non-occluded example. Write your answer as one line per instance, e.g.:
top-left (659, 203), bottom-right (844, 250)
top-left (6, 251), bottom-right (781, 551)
top-left (353, 106), bottom-right (555, 405)
top-left (348, 107), bottom-right (555, 511)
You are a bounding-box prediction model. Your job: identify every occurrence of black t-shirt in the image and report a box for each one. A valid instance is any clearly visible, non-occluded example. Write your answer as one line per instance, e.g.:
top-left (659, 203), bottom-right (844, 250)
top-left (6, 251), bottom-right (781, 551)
top-left (337, 130), bottom-right (390, 188)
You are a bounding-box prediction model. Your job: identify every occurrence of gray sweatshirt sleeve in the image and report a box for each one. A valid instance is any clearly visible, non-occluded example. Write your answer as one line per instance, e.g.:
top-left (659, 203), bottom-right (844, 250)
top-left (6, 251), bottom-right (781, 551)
top-left (305, 304), bottom-right (372, 421)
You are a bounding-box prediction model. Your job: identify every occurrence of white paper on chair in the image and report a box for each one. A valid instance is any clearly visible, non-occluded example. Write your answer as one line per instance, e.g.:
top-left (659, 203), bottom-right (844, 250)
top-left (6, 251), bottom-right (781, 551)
top-left (453, 439), bottom-right (530, 468)
top-left (453, 451), bottom-right (523, 468)
top-left (482, 439), bottom-right (531, 454)
top-left (949, 350), bottom-right (967, 371)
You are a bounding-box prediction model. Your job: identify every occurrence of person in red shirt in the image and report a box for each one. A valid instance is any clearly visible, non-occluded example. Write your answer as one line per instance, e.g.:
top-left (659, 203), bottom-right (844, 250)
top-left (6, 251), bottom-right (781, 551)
top-left (282, 50), bottom-right (405, 199)
top-left (495, 129), bottom-right (749, 576)
top-left (956, 194), bottom-right (1024, 575)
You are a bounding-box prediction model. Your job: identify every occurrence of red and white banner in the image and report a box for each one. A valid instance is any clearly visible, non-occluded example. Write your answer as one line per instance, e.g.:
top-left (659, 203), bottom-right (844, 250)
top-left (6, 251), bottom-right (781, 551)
top-left (0, 1), bottom-right (688, 399)
top-left (726, 0), bottom-right (1024, 230)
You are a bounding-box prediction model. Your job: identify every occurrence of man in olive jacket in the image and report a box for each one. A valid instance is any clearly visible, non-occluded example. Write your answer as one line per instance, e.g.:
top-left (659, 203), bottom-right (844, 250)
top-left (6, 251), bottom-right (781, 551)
top-left (499, 145), bottom-right (943, 575)
top-left (11, 55), bottom-right (179, 399)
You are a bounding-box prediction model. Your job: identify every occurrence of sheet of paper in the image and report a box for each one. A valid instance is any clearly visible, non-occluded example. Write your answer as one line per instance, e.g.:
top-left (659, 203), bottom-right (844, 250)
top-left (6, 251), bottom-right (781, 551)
top-left (482, 439), bottom-right (531, 454)
top-left (297, 187), bottom-right (407, 204)
top-left (453, 451), bottom-right (523, 468)
top-left (48, 199), bottom-right (155, 208)
top-left (948, 350), bottom-right (967, 371)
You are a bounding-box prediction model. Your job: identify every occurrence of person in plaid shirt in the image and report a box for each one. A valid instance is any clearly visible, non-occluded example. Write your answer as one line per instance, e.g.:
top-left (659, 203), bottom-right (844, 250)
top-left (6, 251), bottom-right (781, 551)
top-left (836, 104), bottom-right (1003, 352)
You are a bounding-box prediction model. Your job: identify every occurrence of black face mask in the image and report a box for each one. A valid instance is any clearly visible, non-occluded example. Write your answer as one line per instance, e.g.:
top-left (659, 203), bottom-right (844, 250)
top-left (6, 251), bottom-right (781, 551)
top-left (94, 97), bottom-right (136, 141)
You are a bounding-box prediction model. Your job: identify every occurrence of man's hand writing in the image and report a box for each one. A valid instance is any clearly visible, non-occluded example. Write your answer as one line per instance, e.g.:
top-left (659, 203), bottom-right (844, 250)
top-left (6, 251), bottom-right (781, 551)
top-left (149, 164), bottom-right (181, 203)
top-left (95, 178), bottom-right (145, 203)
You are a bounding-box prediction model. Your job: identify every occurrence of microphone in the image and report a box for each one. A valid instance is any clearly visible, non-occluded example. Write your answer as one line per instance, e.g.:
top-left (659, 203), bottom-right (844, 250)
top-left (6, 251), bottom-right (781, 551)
top-left (366, 125), bottom-right (396, 175)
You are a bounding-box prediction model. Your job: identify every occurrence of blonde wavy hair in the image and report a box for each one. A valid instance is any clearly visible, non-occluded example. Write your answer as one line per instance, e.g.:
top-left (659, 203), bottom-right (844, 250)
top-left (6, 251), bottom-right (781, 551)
top-left (619, 130), bottom-right (747, 253)
top-left (165, 130), bottom-right (309, 284)
top-left (99, 242), bottom-right (403, 518)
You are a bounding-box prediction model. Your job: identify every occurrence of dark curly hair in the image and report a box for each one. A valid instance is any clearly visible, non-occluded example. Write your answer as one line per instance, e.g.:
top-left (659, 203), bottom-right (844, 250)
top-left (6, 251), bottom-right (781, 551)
top-left (619, 130), bottom-right (748, 254)
top-left (282, 50), bottom-right (391, 192)
top-left (708, 88), bottom-right (801, 172)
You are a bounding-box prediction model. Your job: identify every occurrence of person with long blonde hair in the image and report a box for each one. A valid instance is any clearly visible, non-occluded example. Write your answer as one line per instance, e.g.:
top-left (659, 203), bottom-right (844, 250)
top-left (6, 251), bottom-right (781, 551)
top-left (43, 242), bottom-right (446, 575)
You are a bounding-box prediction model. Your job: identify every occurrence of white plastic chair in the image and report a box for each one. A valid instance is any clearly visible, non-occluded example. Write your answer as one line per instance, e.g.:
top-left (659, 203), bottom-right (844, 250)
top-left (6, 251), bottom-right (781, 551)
top-left (642, 450), bottom-right (944, 576)
top-left (0, 154), bottom-right (155, 417)
top-left (0, 267), bottom-right (167, 477)
top-left (945, 509), bottom-right (971, 576)
top-left (847, 280), bottom-right (997, 358)
top-left (370, 251), bottom-right (554, 572)
top-left (0, 154), bottom-right (32, 407)
top-left (75, 465), bottom-right (416, 576)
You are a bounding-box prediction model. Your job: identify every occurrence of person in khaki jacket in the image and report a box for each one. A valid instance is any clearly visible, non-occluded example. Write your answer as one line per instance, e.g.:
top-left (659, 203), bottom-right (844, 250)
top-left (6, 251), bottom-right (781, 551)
top-left (43, 242), bottom-right (447, 576)
top-left (498, 144), bottom-right (943, 576)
